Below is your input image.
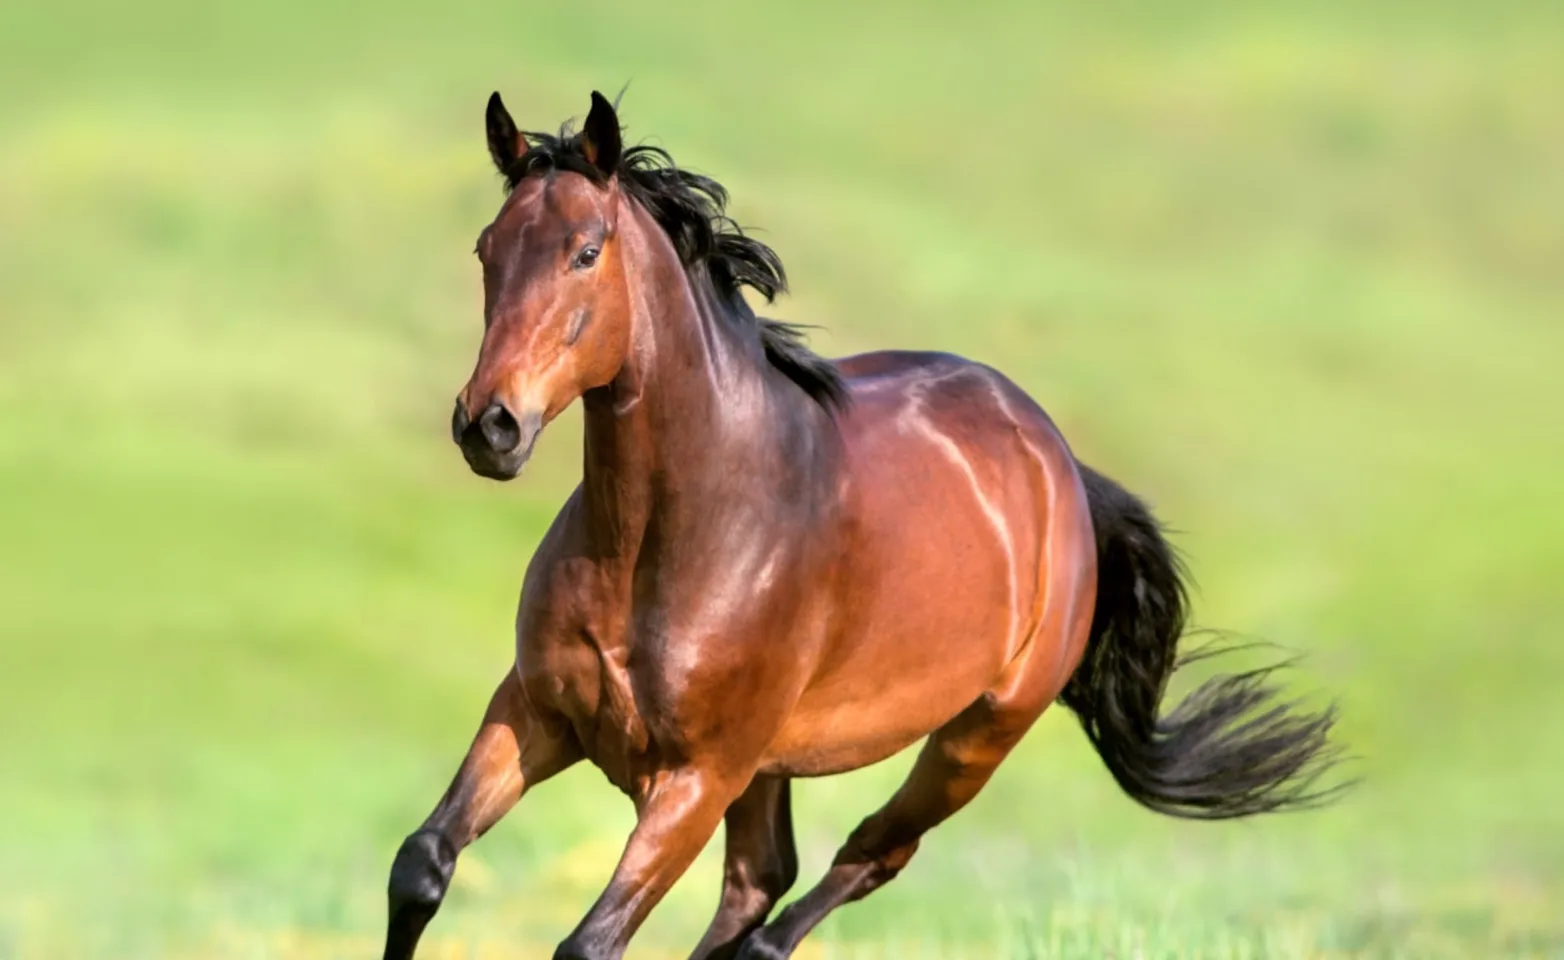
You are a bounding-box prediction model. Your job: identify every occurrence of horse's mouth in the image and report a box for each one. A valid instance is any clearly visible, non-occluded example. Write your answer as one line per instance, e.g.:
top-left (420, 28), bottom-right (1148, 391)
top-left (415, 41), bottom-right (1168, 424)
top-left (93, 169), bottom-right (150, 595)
top-left (461, 435), bottom-right (536, 481)
top-left (458, 417), bottom-right (542, 482)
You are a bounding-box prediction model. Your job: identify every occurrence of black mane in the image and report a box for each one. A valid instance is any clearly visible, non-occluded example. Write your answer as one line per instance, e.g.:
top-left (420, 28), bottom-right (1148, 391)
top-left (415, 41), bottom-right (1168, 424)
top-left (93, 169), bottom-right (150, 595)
top-left (498, 121), bottom-right (848, 414)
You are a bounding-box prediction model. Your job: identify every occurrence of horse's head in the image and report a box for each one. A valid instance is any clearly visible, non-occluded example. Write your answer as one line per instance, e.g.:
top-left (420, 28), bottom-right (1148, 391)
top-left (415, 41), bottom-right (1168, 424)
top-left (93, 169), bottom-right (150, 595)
top-left (454, 91), bottom-right (633, 481)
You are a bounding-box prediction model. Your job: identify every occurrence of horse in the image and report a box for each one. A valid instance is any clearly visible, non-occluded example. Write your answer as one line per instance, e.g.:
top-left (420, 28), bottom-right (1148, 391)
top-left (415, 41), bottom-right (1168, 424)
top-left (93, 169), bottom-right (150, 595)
top-left (383, 90), bottom-right (1344, 960)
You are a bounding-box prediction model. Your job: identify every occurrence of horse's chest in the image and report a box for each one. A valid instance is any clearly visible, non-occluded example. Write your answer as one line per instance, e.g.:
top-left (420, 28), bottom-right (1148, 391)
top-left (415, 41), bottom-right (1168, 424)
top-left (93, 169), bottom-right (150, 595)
top-left (517, 551), bottom-right (762, 800)
top-left (518, 612), bottom-right (667, 800)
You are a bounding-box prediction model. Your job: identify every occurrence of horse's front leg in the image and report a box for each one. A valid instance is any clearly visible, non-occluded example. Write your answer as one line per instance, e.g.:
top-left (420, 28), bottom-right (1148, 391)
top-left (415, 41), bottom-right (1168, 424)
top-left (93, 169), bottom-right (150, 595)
top-left (384, 669), bottom-right (581, 960)
top-left (554, 764), bottom-right (749, 960)
top-left (689, 776), bottom-right (797, 960)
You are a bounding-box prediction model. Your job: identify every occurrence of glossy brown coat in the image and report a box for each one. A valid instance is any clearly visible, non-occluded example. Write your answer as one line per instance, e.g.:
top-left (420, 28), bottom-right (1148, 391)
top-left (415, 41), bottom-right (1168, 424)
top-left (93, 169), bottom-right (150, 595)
top-left (383, 92), bottom-right (1343, 960)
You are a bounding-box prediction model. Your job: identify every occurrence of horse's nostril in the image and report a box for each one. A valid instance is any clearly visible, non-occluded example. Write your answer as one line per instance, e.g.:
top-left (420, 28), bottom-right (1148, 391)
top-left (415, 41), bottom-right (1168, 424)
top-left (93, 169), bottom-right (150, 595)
top-left (451, 399), bottom-right (471, 444)
top-left (478, 402), bottom-right (522, 454)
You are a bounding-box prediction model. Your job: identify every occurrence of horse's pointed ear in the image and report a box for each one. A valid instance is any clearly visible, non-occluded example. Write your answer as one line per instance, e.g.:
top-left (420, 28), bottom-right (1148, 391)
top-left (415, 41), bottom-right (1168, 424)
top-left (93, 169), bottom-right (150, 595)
top-left (581, 90), bottom-right (622, 177)
top-left (486, 91), bottom-right (526, 176)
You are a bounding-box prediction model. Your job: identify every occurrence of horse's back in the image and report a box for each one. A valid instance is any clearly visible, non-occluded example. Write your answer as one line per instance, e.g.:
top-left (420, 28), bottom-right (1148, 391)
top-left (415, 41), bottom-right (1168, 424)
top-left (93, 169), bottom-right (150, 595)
top-left (833, 349), bottom-right (1078, 488)
top-left (833, 350), bottom-right (1087, 630)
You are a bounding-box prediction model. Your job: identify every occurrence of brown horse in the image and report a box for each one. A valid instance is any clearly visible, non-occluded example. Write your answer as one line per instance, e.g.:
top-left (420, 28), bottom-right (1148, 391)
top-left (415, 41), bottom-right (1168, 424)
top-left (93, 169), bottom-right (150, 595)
top-left (383, 91), bottom-right (1343, 960)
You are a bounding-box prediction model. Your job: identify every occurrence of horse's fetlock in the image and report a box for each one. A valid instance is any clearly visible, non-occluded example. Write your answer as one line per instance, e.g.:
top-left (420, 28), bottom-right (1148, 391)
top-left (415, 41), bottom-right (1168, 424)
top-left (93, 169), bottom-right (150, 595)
top-left (388, 828), bottom-right (457, 911)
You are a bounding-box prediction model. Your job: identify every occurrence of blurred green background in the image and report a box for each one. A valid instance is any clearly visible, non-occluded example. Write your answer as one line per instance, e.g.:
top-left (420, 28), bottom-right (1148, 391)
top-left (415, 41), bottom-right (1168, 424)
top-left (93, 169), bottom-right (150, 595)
top-left (2, 1), bottom-right (1561, 957)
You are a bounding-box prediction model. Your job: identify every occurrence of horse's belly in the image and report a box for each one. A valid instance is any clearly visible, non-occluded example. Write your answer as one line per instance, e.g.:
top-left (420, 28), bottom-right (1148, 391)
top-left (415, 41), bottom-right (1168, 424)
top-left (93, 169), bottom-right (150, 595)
top-left (760, 570), bottom-right (1014, 776)
top-left (761, 505), bottom-right (1025, 776)
top-left (760, 665), bottom-right (996, 777)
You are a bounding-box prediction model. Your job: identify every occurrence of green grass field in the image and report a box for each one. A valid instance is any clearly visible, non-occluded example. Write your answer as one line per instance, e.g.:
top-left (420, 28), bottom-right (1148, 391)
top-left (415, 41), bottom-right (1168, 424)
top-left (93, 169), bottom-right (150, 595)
top-left (3, 1), bottom-right (1562, 956)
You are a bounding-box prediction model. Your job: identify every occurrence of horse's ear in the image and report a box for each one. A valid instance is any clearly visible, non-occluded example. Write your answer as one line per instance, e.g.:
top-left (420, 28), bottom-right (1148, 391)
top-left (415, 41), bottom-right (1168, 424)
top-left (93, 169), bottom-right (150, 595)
top-left (581, 91), bottom-right (622, 177)
top-left (486, 91), bottom-right (526, 176)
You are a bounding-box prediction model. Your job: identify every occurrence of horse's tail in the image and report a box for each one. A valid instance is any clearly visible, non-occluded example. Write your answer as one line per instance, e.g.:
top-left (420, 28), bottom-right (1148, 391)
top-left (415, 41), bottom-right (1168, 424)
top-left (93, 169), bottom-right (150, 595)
top-left (1060, 463), bottom-right (1346, 819)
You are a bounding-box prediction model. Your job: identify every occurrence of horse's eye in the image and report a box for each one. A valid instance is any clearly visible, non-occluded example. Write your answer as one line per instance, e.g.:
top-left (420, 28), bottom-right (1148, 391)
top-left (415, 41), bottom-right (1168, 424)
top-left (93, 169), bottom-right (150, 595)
top-left (573, 245), bottom-right (601, 270)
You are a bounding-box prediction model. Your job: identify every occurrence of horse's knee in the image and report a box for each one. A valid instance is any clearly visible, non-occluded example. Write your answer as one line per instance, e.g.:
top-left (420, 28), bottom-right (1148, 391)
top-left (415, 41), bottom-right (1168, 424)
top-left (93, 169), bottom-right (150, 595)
top-left (718, 835), bottom-right (798, 925)
top-left (720, 865), bottom-right (793, 926)
top-left (388, 828), bottom-right (457, 915)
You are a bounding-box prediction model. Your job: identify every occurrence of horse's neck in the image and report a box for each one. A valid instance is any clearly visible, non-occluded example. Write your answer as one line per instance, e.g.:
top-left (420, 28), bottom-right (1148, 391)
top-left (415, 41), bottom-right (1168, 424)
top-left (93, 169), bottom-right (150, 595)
top-left (578, 204), bottom-right (781, 554)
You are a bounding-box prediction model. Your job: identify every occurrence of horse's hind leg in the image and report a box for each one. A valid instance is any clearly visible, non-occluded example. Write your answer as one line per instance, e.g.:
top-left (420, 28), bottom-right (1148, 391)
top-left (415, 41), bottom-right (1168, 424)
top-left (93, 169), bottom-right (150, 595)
top-left (737, 458), bottom-right (1097, 960)
top-left (689, 776), bottom-right (799, 960)
top-left (383, 669), bottom-right (581, 960)
top-left (735, 687), bottom-right (1046, 960)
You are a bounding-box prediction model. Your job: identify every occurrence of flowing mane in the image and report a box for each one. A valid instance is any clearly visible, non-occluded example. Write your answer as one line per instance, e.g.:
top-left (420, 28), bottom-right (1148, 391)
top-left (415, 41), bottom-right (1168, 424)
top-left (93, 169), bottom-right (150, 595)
top-left (495, 119), bottom-right (849, 413)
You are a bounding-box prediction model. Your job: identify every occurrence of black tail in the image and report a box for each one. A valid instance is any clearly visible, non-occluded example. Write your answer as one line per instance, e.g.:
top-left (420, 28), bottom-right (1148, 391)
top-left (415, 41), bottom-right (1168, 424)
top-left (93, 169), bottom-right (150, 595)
top-left (1060, 464), bottom-right (1347, 819)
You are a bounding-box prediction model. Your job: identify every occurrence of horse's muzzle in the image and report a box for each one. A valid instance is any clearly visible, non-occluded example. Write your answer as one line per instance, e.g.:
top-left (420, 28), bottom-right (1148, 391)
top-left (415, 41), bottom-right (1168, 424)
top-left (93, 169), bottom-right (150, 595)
top-left (454, 398), bottom-right (542, 481)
